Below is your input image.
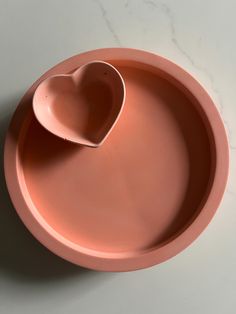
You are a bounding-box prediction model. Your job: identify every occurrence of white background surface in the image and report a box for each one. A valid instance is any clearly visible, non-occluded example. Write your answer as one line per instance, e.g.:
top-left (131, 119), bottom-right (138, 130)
top-left (0, 1), bottom-right (235, 313)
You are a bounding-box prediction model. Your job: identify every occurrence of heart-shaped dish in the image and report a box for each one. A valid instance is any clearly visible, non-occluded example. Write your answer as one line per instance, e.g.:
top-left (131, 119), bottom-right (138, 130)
top-left (33, 61), bottom-right (126, 147)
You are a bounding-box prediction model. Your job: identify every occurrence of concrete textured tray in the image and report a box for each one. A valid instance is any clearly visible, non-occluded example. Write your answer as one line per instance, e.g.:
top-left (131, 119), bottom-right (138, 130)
top-left (4, 48), bottom-right (229, 271)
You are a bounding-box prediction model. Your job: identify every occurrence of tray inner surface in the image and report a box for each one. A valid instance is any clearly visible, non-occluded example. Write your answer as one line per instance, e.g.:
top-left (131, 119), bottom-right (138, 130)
top-left (20, 64), bottom-right (212, 255)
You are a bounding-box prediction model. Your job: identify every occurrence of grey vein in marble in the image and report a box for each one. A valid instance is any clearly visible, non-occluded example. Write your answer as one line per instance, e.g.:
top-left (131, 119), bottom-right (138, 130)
top-left (94, 0), bottom-right (122, 46)
top-left (124, 0), bottom-right (129, 8)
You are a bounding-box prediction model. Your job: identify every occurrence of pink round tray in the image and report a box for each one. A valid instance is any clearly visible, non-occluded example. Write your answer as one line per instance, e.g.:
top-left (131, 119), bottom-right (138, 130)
top-left (4, 48), bottom-right (229, 271)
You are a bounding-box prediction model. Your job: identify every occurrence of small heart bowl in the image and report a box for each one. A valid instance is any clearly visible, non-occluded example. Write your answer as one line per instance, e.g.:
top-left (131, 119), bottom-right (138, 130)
top-left (32, 61), bottom-right (126, 147)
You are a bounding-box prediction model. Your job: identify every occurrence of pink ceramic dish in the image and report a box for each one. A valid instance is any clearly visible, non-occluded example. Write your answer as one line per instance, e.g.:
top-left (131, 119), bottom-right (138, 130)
top-left (33, 61), bottom-right (126, 147)
top-left (4, 48), bottom-right (229, 271)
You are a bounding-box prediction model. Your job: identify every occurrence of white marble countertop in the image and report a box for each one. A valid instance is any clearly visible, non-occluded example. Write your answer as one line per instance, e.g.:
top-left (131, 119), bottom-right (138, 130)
top-left (0, 1), bottom-right (235, 313)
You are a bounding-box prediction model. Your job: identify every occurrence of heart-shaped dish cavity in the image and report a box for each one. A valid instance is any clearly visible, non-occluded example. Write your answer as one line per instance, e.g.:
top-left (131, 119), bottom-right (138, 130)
top-left (33, 61), bottom-right (125, 147)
